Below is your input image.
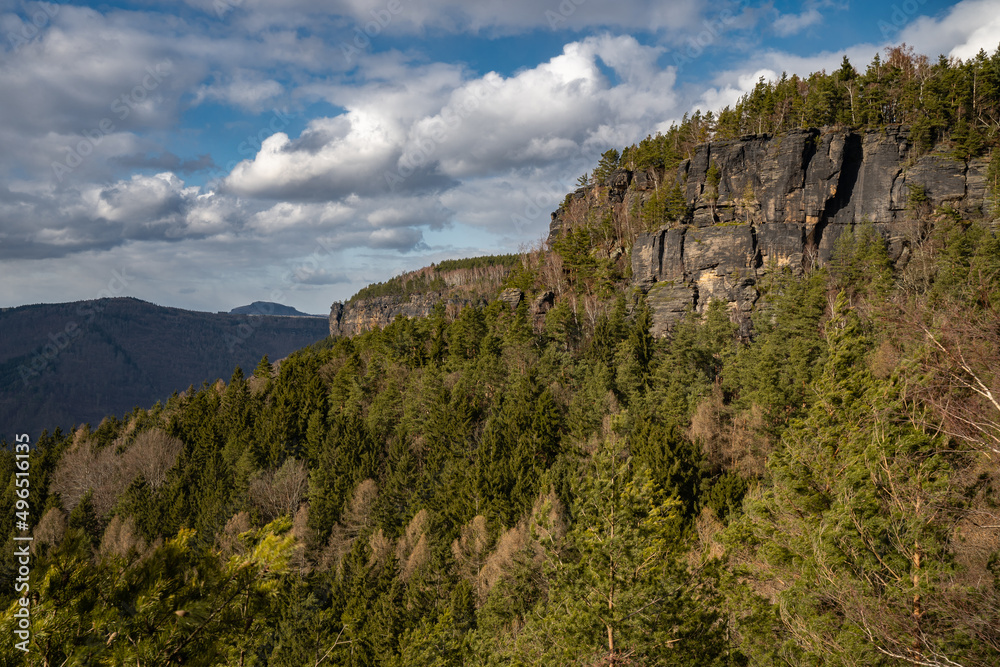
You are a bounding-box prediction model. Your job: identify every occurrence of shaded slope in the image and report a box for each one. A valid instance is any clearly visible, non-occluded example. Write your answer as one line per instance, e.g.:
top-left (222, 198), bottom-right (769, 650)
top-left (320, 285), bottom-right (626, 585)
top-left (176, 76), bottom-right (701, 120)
top-left (0, 297), bottom-right (329, 437)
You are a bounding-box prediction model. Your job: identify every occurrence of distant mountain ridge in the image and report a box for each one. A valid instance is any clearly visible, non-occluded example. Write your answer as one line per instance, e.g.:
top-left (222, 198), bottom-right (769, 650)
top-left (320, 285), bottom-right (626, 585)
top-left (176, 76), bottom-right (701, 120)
top-left (1, 297), bottom-right (329, 438)
top-left (230, 301), bottom-right (324, 317)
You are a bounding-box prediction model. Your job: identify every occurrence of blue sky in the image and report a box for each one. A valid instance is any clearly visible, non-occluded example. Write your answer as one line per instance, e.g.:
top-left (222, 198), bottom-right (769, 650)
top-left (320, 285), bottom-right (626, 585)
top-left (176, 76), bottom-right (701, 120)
top-left (0, 0), bottom-right (997, 314)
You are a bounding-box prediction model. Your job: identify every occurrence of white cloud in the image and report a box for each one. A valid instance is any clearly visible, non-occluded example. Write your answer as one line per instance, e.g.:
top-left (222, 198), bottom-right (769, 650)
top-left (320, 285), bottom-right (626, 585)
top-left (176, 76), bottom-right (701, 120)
top-left (194, 70), bottom-right (284, 112)
top-left (773, 8), bottom-right (822, 37)
top-left (248, 201), bottom-right (355, 232)
top-left (885, 0), bottom-right (997, 59)
top-left (5, 0), bottom-right (999, 317)
top-left (222, 113), bottom-right (407, 200)
top-left (225, 35), bottom-right (678, 205)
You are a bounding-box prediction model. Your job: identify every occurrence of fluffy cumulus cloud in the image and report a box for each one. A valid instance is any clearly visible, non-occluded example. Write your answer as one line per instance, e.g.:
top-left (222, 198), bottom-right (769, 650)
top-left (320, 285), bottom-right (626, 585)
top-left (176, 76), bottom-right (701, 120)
top-left (0, 172), bottom-right (218, 260)
top-left (225, 35), bottom-right (677, 206)
top-left (894, 0), bottom-right (1000, 60)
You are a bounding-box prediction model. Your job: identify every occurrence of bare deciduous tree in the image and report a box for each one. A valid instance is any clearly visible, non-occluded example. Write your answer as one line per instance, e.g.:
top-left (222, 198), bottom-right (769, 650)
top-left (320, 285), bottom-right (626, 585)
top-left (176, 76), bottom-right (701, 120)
top-left (395, 508), bottom-right (428, 564)
top-left (99, 514), bottom-right (147, 560)
top-left (216, 511), bottom-right (252, 557)
top-left (318, 479), bottom-right (379, 572)
top-left (32, 508), bottom-right (66, 556)
top-left (689, 386), bottom-right (769, 477)
top-left (477, 524), bottom-right (527, 604)
top-left (250, 458), bottom-right (309, 521)
top-left (342, 479), bottom-right (377, 538)
top-left (369, 528), bottom-right (393, 570)
top-left (452, 515), bottom-right (489, 586)
top-left (51, 428), bottom-right (184, 518)
top-left (401, 533), bottom-right (430, 582)
top-left (127, 429), bottom-right (184, 489)
top-left (290, 503), bottom-right (313, 573)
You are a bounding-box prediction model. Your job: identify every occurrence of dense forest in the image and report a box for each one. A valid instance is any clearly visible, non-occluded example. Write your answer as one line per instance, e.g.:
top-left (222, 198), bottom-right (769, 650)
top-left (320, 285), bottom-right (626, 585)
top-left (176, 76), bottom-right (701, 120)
top-left (2, 46), bottom-right (1000, 666)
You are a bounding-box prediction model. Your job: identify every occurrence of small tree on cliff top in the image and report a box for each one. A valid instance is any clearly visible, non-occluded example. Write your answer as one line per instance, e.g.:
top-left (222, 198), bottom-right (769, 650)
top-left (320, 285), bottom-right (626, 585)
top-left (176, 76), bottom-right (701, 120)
top-left (593, 149), bottom-right (621, 184)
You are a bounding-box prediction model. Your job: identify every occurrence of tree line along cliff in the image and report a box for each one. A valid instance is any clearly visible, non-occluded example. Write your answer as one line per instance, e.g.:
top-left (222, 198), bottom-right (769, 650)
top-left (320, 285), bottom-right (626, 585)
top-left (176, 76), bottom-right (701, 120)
top-left (332, 123), bottom-right (997, 339)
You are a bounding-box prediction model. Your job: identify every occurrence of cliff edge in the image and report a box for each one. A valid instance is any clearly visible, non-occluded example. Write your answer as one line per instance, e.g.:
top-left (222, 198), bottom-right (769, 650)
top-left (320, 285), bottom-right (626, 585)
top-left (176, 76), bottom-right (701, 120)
top-left (551, 125), bottom-right (994, 335)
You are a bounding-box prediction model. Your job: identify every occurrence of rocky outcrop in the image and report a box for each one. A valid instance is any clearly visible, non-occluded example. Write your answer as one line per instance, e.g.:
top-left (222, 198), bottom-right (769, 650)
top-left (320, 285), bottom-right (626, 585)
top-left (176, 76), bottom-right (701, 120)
top-left (634, 225), bottom-right (762, 335)
top-left (333, 127), bottom-right (994, 340)
top-left (531, 290), bottom-right (555, 328)
top-left (330, 288), bottom-right (557, 337)
top-left (330, 293), bottom-right (483, 338)
top-left (551, 125), bottom-right (994, 334)
top-left (498, 288), bottom-right (524, 309)
top-left (676, 126), bottom-right (990, 238)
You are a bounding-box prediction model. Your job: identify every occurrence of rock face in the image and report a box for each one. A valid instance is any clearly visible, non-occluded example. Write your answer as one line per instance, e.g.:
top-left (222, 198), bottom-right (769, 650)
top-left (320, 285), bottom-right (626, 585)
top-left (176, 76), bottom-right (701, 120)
top-left (634, 225), bottom-right (763, 336)
top-left (572, 125), bottom-right (993, 334)
top-left (329, 293), bottom-right (483, 338)
top-left (498, 288), bottom-right (524, 309)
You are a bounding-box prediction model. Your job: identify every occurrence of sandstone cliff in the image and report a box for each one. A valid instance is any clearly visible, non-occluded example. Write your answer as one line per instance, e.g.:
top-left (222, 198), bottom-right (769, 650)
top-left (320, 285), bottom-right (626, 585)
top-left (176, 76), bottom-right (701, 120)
top-left (551, 125), bottom-right (995, 335)
top-left (331, 126), bottom-right (995, 340)
top-left (328, 258), bottom-right (520, 337)
top-left (329, 292), bottom-right (484, 337)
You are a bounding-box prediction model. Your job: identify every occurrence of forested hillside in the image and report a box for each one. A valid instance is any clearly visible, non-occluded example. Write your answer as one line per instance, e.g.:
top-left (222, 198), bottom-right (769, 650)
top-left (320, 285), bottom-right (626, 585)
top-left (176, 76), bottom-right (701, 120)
top-left (0, 298), bottom-right (330, 437)
top-left (2, 46), bottom-right (999, 666)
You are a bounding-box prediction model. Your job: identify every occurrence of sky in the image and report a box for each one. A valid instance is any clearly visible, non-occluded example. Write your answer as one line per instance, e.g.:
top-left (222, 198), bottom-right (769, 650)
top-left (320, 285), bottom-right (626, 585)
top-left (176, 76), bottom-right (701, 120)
top-left (1, 0), bottom-right (998, 315)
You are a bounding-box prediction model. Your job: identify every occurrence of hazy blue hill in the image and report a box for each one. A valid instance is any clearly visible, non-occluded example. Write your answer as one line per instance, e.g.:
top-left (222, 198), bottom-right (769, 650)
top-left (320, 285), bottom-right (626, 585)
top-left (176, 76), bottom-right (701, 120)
top-left (229, 301), bottom-right (324, 317)
top-left (0, 297), bottom-right (329, 437)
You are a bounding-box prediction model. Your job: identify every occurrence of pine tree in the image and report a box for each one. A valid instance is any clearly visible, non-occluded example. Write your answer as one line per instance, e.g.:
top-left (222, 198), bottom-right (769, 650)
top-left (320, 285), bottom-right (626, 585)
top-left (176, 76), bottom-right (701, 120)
top-left (512, 438), bottom-right (724, 665)
top-left (734, 294), bottom-right (976, 665)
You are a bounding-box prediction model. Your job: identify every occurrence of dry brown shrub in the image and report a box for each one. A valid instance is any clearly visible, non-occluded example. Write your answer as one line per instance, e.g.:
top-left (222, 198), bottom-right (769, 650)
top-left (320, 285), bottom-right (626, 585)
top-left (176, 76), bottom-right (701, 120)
top-left (217, 511), bottom-right (252, 557)
top-left (99, 514), bottom-right (147, 559)
top-left (250, 458), bottom-right (309, 521)
top-left (32, 508), bottom-right (66, 556)
top-left (452, 515), bottom-right (490, 584)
